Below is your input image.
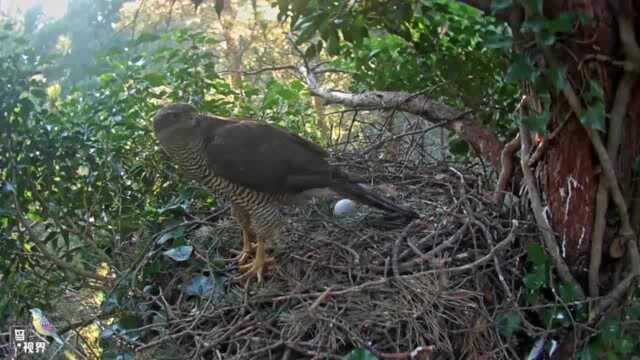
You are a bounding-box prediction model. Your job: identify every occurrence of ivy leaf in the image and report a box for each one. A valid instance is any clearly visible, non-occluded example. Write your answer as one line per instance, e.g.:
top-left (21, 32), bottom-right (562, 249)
top-left (522, 18), bottom-right (545, 33)
top-left (183, 274), bottom-right (225, 298)
top-left (505, 54), bottom-right (537, 83)
top-left (559, 282), bottom-right (577, 302)
top-left (599, 317), bottom-right (620, 342)
top-left (486, 34), bottom-right (513, 49)
top-left (491, 0), bottom-right (513, 12)
top-left (523, 265), bottom-right (546, 291)
top-left (587, 80), bottom-right (604, 101)
top-left (614, 336), bottom-right (635, 354)
top-left (527, 243), bottom-right (547, 266)
top-left (540, 32), bottom-right (556, 46)
top-left (496, 311), bottom-right (521, 337)
top-left (545, 12), bottom-right (576, 33)
top-left (163, 245), bottom-right (193, 262)
top-left (634, 157), bottom-right (640, 176)
top-left (343, 348), bottom-right (378, 360)
top-left (579, 102), bottom-right (605, 131)
top-left (577, 347), bottom-right (594, 360)
top-left (549, 66), bottom-right (567, 93)
top-left (521, 111), bottom-right (550, 134)
top-left (156, 228), bottom-right (185, 245)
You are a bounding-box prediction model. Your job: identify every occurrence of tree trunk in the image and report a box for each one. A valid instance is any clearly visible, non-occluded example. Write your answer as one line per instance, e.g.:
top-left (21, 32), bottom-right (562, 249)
top-left (532, 0), bottom-right (640, 280)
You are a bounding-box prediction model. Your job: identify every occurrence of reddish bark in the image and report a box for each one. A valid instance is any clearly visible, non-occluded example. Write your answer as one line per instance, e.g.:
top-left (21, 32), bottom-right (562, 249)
top-left (537, 0), bottom-right (630, 268)
top-left (541, 119), bottom-right (596, 268)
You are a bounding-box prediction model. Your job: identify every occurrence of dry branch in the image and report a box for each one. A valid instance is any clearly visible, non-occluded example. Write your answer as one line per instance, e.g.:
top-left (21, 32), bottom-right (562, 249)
top-left (298, 66), bottom-right (504, 172)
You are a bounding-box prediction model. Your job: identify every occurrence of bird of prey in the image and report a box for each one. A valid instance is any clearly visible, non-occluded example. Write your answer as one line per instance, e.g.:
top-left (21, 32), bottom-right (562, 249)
top-left (29, 308), bottom-right (64, 345)
top-left (153, 103), bottom-right (417, 282)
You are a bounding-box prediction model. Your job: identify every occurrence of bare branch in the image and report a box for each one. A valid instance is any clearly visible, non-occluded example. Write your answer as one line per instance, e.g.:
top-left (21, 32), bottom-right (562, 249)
top-left (298, 65), bottom-right (505, 172)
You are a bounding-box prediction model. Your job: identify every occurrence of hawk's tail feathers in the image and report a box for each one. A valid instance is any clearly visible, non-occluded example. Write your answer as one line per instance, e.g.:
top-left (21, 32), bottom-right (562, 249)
top-left (330, 182), bottom-right (419, 219)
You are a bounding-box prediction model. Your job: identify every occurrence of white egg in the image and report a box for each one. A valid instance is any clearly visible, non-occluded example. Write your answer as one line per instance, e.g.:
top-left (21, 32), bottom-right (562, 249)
top-left (334, 199), bottom-right (356, 216)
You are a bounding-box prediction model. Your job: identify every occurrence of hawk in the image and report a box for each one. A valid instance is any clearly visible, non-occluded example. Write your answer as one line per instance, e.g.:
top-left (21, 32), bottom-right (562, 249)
top-left (153, 103), bottom-right (417, 281)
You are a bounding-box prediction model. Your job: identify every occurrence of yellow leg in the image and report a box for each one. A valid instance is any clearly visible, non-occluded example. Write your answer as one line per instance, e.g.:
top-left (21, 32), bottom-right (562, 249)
top-left (229, 204), bottom-right (255, 264)
top-left (239, 237), bottom-right (273, 283)
top-left (238, 225), bottom-right (253, 264)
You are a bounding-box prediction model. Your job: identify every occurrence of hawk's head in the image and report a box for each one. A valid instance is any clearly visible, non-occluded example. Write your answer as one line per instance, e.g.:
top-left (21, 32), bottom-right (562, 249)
top-left (153, 103), bottom-right (198, 134)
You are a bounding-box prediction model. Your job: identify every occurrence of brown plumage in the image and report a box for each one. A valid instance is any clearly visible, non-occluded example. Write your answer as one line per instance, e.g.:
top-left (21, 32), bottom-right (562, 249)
top-left (153, 103), bottom-right (417, 281)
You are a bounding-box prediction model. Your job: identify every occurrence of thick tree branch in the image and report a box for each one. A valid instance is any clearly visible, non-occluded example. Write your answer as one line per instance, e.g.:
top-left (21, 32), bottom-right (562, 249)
top-left (299, 66), bottom-right (504, 172)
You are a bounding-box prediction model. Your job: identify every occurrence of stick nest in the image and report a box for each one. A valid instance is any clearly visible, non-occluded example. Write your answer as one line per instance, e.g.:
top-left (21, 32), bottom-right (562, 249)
top-left (128, 147), bottom-right (534, 360)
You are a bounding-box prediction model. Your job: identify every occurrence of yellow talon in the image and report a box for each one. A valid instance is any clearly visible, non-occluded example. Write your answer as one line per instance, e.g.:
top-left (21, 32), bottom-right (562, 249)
top-left (237, 239), bottom-right (272, 283)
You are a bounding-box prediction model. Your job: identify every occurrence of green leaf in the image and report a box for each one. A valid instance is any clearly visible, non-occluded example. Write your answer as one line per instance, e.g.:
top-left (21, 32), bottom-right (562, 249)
top-left (326, 30), bottom-right (340, 56)
top-left (496, 311), bottom-right (521, 337)
top-left (633, 157), bottom-right (640, 177)
top-left (523, 265), bottom-right (546, 290)
top-left (579, 102), bottom-right (605, 131)
top-left (491, 0), bottom-right (513, 12)
top-left (607, 353), bottom-right (621, 360)
top-left (545, 12), bottom-right (577, 33)
top-left (156, 228), bottom-right (185, 245)
top-left (486, 34), bottom-right (513, 49)
top-left (549, 66), bottom-right (567, 93)
top-left (599, 317), bottom-right (620, 342)
top-left (527, 243), bottom-right (547, 266)
top-left (577, 346), bottom-right (594, 360)
top-left (558, 282), bottom-right (577, 302)
top-left (449, 137), bottom-right (469, 156)
top-left (343, 348), bottom-right (378, 360)
top-left (183, 274), bottom-right (225, 298)
top-left (143, 72), bottom-right (166, 86)
top-left (522, 18), bottom-right (546, 33)
top-left (587, 80), bottom-right (604, 101)
top-left (134, 32), bottom-right (160, 45)
top-left (521, 111), bottom-right (550, 134)
top-left (627, 302), bottom-right (640, 320)
top-left (163, 245), bottom-right (193, 261)
top-left (505, 54), bottom-right (537, 83)
top-left (543, 307), bottom-right (571, 327)
top-left (540, 32), bottom-right (556, 46)
top-left (614, 336), bottom-right (635, 354)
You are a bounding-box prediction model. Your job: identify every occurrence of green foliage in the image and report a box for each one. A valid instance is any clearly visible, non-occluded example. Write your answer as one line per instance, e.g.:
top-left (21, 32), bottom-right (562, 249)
top-left (496, 311), bottom-right (521, 337)
top-left (282, 0), bottom-right (519, 148)
top-left (0, 21), bottom-right (325, 354)
top-left (0, 23), bottom-right (224, 322)
top-left (343, 348), bottom-right (378, 360)
top-left (238, 78), bottom-right (321, 142)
